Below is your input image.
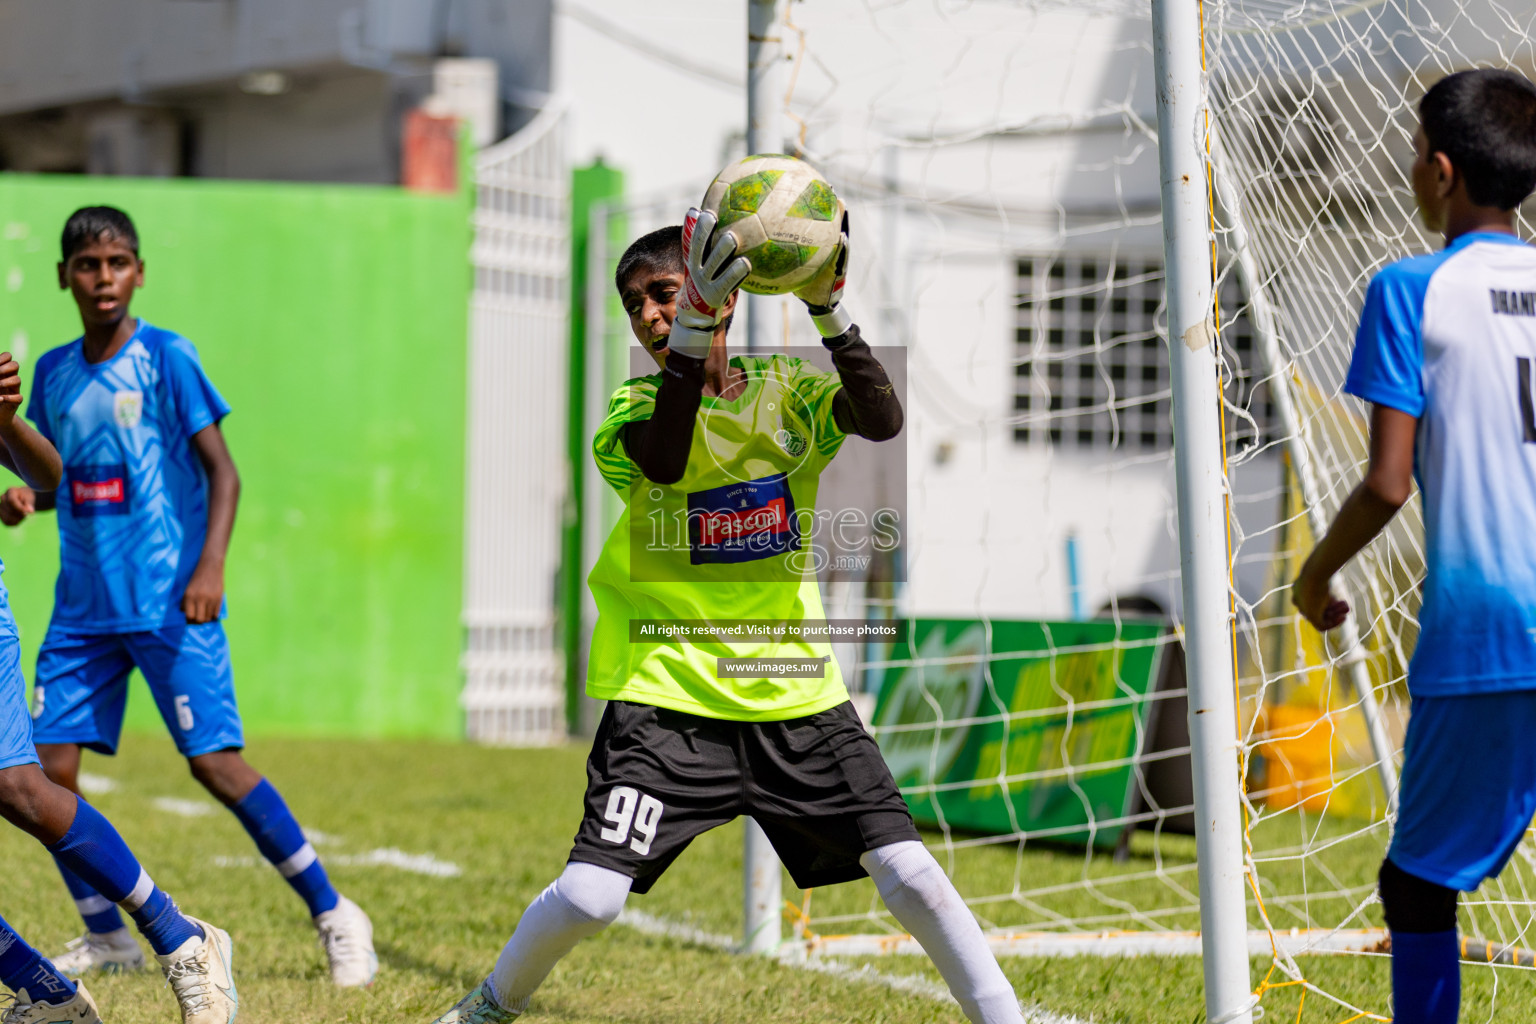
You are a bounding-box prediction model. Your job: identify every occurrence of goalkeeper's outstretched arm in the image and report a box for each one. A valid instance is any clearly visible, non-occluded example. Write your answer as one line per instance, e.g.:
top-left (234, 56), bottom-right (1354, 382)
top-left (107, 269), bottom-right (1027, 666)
top-left (794, 206), bottom-right (902, 443)
top-left (618, 211), bottom-right (749, 486)
top-left (824, 325), bottom-right (902, 442)
top-left (619, 353), bottom-right (705, 486)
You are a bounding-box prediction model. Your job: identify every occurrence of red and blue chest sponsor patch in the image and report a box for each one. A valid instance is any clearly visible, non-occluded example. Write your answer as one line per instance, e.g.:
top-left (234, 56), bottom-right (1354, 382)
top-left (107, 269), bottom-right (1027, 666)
top-left (686, 473), bottom-right (799, 564)
top-left (68, 464), bottom-right (130, 517)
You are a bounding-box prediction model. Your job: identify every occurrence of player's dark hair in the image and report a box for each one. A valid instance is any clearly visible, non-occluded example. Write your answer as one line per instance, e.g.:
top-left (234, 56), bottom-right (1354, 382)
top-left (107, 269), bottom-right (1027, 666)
top-left (1420, 69), bottom-right (1536, 210)
top-left (616, 226), bottom-right (686, 293)
top-left (61, 206), bottom-right (140, 262)
top-left (615, 225), bottom-right (734, 337)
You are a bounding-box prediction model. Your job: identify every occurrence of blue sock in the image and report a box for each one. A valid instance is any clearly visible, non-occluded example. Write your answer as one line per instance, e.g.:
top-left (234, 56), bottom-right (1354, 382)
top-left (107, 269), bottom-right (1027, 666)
top-left (232, 778), bottom-right (339, 916)
top-left (1392, 929), bottom-right (1460, 1024)
top-left (52, 855), bottom-right (127, 934)
top-left (0, 913), bottom-right (76, 1005)
top-left (47, 797), bottom-right (203, 956)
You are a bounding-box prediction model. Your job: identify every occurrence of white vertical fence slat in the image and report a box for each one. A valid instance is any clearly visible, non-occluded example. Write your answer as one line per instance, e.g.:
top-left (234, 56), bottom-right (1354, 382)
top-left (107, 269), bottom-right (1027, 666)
top-left (461, 104), bottom-right (571, 746)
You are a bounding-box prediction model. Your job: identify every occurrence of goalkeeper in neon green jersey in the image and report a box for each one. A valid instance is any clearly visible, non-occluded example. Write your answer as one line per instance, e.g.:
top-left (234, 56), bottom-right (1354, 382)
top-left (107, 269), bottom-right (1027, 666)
top-left (432, 208), bottom-right (1024, 1024)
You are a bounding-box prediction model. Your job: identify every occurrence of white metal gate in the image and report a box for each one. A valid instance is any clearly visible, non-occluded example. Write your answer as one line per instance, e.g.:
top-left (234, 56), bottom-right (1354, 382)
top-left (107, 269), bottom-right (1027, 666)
top-left (461, 103), bottom-right (570, 746)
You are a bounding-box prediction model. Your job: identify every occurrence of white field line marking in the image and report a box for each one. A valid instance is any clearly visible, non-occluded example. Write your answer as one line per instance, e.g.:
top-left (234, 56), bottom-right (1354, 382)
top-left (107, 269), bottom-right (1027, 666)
top-left (77, 773), bottom-right (118, 795)
top-left (616, 909), bottom-right (1092, 1024)
top-left (213, 848), bottom-right (461, 878)
top-left (302, 828), bottom-right (340, 846)
top-left (617, 910), bottom-right (732, 949)
top-left (152, 796), bottom-right (218, 817)
top-left (328, 848), bottom-right (462, 877)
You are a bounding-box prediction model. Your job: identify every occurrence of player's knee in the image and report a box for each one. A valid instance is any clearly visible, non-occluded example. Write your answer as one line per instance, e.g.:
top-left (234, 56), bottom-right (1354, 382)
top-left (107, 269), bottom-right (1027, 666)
top-left (35, 744), bottom-right (79, 790)
top-left (1380, 857), bottom-right (1458, 933)
top-left (862, 840), bottom-right (953, 911)
top-left (187, 755), bottom-right (223, 792)
top-left (0, 763), bottom-right (55, 826)
top-left (552, 861), bottom-right (631, 928)
top-left (187, 750), bottom-right (255, 805)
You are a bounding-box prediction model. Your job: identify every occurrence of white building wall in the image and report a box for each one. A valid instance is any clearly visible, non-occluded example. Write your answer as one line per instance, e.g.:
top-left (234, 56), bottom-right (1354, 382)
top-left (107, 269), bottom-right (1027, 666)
top-left (565, 2), bottom-right (1282, 641)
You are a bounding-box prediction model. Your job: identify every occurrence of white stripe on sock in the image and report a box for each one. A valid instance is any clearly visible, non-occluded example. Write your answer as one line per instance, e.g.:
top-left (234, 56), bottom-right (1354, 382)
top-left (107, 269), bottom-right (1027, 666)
top-left (74, 895), bottom-right (114, 916)
top-left (276, 842), bottom-right (318, 879)
top-left (119, 869), bottom-right (154, 912)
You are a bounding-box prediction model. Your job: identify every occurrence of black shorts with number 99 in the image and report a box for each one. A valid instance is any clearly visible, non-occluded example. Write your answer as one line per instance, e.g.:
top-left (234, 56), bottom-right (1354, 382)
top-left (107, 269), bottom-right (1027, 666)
top-left (568, 700), bottom-right (921, 894)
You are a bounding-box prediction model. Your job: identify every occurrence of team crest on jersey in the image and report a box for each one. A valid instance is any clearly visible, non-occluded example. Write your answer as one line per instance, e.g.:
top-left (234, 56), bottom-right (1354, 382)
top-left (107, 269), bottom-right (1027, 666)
top-left (774, 428), bottom-right (809, 458)
top-left (687, 473), bottom-right (799, 565)
top-left (113, 391), bottom-right (143, 429)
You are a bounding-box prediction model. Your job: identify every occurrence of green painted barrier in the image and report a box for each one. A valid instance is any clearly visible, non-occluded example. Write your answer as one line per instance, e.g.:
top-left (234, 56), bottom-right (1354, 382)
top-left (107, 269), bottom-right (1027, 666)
top-left (0, 174), bottom-right (470, 740)
top-left (563, 160), bottom-right (624, 735)
top-left (872, 618), bottom-right (1168, 849)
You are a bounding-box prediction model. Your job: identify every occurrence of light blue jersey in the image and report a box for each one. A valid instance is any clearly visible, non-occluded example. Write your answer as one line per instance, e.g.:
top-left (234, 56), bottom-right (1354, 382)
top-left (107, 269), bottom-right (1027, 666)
top-left (27, 319), bottom-right (230, 633)
top-left (0, 581), bottom-right (40, 771)
top-left (1346, 232), bottom-right (1536, 696)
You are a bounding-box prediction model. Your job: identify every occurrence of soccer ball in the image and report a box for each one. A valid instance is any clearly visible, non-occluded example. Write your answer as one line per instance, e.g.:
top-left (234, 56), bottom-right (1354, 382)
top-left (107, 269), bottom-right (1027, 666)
top-left (699, 154), bottom-right (843, 296)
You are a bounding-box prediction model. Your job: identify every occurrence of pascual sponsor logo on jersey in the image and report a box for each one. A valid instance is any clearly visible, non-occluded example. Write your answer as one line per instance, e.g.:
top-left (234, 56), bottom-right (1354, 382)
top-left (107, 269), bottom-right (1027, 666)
top-left (68, 463), bottom-right (129, 516)
top-left (686, 473), bottom-right (799, 564)
top-left (73, 479), bottom-right (124, 503)
top-left (695, 495), bottom-right (789, 547)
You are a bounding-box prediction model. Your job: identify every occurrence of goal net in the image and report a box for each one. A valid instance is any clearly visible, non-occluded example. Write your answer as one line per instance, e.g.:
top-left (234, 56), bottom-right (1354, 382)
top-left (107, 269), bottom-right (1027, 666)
top-left (579, 1), bottom-right (1536, 1019)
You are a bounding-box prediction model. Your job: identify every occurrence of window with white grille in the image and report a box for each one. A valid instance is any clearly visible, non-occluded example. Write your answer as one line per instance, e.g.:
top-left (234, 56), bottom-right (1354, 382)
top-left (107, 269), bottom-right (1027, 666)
top-left (1012, 255), bottom-right (1272, 452)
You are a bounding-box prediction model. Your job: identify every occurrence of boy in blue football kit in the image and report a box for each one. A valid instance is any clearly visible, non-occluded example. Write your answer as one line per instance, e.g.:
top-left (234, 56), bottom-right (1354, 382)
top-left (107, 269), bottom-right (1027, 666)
top-left (1294, 69), bottom-right (1536, 1024)
top-left (0, 347), bottom-right (236, 1021)
top-left (0, 207), bottom-right (376, 988)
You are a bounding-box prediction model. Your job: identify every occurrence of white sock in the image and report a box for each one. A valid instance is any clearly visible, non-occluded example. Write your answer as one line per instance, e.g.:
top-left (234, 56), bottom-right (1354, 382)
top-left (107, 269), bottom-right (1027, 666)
top-left (861, 841), bottom-right (1024, 1024)
top-left (488, 861), bottom-right (632, 1013)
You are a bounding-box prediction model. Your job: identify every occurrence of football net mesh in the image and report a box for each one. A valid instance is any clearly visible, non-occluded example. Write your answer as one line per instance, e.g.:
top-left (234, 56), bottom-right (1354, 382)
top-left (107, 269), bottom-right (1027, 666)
top-left (583, 1), bottom-right (1536, 1018)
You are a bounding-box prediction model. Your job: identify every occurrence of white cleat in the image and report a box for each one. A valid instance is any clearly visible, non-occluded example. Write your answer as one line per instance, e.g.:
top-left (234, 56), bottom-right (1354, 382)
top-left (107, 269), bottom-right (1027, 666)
top-left (154, 918), bottom-right (236, 1024)
top-left (314, 894), bottom-right (378, 988)
top-left (50, 928), bottom-right (146, 976)
top-left (0, 981), bottom-right (102, 1024)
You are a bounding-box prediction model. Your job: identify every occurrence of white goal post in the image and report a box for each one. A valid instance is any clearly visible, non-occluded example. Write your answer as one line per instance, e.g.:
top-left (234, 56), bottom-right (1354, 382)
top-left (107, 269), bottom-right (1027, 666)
top-left (1149, 0), bottom-right (1253, 1019)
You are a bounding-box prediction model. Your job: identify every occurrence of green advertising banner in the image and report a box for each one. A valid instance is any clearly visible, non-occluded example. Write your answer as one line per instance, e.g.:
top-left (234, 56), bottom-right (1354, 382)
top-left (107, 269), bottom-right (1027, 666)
top-left (872, 619), bottom-right (1168, 849)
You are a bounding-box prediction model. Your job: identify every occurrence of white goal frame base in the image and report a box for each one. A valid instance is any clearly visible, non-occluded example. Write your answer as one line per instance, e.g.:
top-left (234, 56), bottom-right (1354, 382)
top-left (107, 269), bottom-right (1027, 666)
top-left (796, 928), bottom-right (1389, 959)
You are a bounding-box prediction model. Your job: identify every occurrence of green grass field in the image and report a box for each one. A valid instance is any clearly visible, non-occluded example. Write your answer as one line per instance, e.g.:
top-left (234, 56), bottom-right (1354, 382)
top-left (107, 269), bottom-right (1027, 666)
top-left (4, 734), bottom-right (1532, 1023)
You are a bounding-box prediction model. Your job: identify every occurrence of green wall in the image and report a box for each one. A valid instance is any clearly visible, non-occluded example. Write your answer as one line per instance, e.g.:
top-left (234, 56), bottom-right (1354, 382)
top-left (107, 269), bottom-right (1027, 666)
top-left (0, 174), bottom-right (470, 740)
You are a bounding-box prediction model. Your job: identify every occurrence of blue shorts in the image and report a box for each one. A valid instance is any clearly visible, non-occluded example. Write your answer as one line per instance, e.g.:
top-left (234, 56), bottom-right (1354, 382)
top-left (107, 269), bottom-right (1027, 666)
top-left (31, 622), bottom-right (244, 759)
top-left (1389, 692), bottom-right (1536, 891)
top-left (0, 594), bottom-right (39, 772)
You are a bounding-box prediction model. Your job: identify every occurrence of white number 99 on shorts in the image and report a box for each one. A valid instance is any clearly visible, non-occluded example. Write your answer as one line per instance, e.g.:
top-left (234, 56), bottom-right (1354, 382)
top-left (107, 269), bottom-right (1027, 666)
top-left (598, 786), bottom-right (664, 856)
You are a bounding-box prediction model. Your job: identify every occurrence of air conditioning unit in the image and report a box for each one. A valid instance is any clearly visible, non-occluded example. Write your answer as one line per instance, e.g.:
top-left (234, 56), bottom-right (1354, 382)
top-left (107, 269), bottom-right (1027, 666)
top-left (423, 58), bottom-right (500, 148)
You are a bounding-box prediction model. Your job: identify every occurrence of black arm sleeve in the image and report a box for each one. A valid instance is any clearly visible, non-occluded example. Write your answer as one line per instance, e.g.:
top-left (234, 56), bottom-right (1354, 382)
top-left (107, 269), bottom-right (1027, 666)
top-left (828, 325), bottom-right (903, 441)
top-left (618, 353), bottom-right (705, 485)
